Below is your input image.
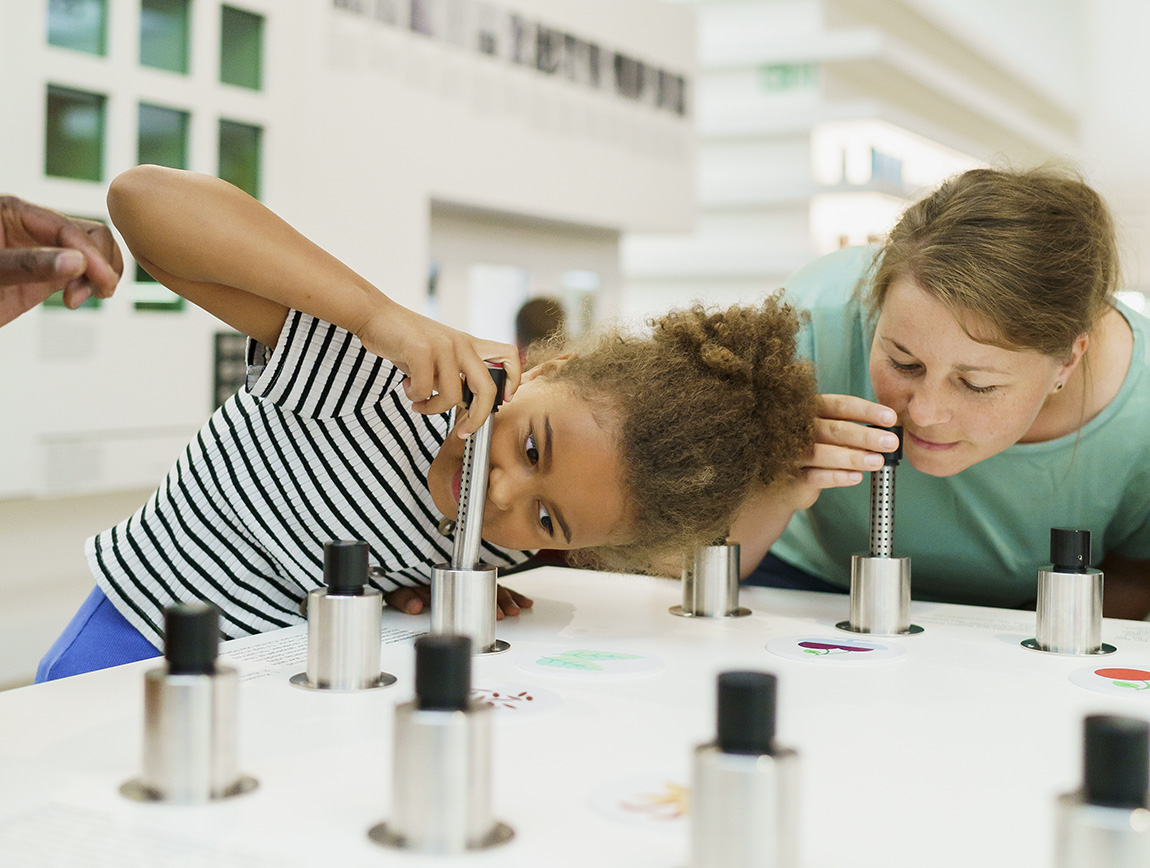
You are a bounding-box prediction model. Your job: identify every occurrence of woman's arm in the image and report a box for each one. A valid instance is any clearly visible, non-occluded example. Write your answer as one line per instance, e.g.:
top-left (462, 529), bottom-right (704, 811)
top-left (732, 394), bottom-right (899, 578)
top-left (106, 165), bottom-right (518, 434)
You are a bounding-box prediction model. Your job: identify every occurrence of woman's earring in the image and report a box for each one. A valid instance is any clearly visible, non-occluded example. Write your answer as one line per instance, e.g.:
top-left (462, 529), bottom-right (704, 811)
top-left (1053, 381), bottom-right (1065, 393)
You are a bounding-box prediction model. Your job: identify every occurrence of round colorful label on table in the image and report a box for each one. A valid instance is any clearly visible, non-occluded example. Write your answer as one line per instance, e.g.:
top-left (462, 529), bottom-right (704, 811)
top-left (589, 774), bottom-right (689, 827)
top-left (766, 635), bottom-right (906, 664)
top-left (470, 683), bottom-right (563, 722)
top-left (1070, 665), bottom-right (1150, 697)
top-left (515, 647), bottom-right (664, 679)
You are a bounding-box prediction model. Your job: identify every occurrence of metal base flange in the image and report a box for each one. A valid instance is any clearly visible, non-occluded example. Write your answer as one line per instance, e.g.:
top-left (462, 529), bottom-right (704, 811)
top-left (836, 620), bottom-right (924, 636)
top-left (669, 605), bottom-right (751, 619)
top-left (367, 820), bottom-right (515, 852)
top-left (1020, 638), bottom-right (1117, 656)
top-left (476, 639), bottom-right (511, 656)
top-left (288, 671), bottom-right (398, 691)
top-left (120, 774), bottom-right (259, 803)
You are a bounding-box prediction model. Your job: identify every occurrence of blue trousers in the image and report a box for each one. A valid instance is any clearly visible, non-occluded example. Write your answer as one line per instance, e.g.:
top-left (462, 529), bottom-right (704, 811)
top-left (744, 552), bottom-right (847, 594)
top-left (36, 587), bottom-right (160, 682)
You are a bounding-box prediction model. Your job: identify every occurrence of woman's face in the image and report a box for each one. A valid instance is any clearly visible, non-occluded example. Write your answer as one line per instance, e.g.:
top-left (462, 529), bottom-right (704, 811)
top-left (427, 368), bottom-right (629, 551)
top-left (869, 277), bottom-right (1072, 477)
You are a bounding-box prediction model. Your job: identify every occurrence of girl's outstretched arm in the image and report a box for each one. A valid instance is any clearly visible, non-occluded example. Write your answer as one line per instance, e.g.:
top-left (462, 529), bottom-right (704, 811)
top-left (106, 165), bottom-right (518, 435)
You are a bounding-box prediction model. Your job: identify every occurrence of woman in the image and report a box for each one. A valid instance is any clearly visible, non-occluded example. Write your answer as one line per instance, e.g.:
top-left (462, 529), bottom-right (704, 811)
top-left (736, 167), bottom-right (1150, 619)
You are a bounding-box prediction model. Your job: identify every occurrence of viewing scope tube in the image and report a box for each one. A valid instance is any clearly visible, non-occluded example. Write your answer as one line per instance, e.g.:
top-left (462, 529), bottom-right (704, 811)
top-left (837, 426), bottom-right (921, 636)
top-left (431, 366), bottom-right (510, 654)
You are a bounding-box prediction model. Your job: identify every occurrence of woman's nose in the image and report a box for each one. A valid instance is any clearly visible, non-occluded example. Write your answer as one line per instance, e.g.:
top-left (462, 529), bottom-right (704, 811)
top-left (905, 381), bottom-right (950, 428)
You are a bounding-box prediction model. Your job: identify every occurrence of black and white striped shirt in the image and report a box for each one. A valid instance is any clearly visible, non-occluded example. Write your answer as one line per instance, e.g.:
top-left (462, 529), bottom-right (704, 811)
top-left (87, 311), bottom-right (533, 649)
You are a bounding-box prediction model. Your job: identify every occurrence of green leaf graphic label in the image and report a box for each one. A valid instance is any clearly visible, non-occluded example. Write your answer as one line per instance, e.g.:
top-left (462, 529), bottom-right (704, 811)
top-left (535, 649), bottom-right (644, 671)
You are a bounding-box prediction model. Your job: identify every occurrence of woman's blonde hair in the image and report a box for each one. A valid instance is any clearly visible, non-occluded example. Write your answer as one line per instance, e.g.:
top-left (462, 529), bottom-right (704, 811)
top-left (530, 295), bottom-right (817, 573)
top-left (870, 167), bottom-right (1119, 357)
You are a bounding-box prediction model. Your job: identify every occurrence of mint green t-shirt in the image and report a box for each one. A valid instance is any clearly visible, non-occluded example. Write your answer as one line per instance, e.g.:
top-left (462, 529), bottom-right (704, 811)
top-left (771, 246), bottom-right (1150, 608)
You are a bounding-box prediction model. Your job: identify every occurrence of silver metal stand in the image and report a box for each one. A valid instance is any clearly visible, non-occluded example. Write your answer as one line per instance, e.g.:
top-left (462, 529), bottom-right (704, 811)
top-left (369, 635), bottom-right (514, 853)
top-left (671, 541), bottom-right (750, 618)
top-left (122, 604), bottom-right (258, 804)
top-left (369, 701), bottom-right (513, 852)
top-left (1023, 529), bottom-right (1115, 656)
top-left (121, 667), bottom-right (257, 803)
top-left (1054, 715), bottom-right (1150, 867)
top-left (692, 745), bottom-right (799, 868)
top-left (690, 671), bottom-right (798, 868)
top-left (837, 435), bottom-right (922, 636)
top-left (431, 368), bottom-right (509, 655)
top-left (1023, 568), bottom-right (1115, 655)
top-left (432, 564), bottom-right (508, 655)
top-left (290, 587), bottom-right (397, 690)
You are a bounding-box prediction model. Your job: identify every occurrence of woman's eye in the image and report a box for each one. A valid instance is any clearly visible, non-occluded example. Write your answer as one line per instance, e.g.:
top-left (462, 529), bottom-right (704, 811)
top-left (962, 380), bottom-right (997, 395)
top-left (538, 502), bottom-right (553, 534)
top-left (525, 430), bottom-right (539, 465)
top-left (887, 357), bottom-right (920, 373)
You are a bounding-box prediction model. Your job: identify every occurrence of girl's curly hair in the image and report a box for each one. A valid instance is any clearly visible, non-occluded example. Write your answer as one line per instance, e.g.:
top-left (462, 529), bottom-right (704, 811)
top-left (530, 294), bottom-right (816, 573)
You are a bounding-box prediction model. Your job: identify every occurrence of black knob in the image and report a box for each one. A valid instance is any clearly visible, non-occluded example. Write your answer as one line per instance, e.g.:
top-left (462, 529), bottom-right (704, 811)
top-left (1083, 715), bottom-right (1149, 807)
top-left (717, 671), bottom-right (777, 755)
top-left (461, 365), bottom-right (507, 414)
top-left (164, 603), bottom-right (219, 675)
top-left (414, 635), bottom-right (472, 711)
top-left (1051, 528), bottom-right (1091, 573)
top-left (324, 540), bottom-right (368, 596)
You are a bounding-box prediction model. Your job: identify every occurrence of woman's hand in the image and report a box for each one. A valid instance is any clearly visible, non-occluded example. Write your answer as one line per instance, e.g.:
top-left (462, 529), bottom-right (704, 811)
top-left (802, 394), bottom-right (900, 491)
top-left (384, 584), bottom-right (534, 619)
top-left (730, 394), bottom-right (899, 576)
top-left (356, 299), bottom-right (522, 437)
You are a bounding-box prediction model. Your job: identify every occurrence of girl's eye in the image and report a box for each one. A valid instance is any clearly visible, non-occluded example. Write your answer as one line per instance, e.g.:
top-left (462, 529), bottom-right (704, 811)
top-left (538, 502), bottom-right (553, 535)
top-left (525, 430), bottom-right (539, 465)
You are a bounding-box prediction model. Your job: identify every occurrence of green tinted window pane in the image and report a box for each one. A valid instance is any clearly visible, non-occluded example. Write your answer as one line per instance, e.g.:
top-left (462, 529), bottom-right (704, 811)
top-left (218, 120), bottom-right (262, 199)
top-left (42, 290), bottom-right (102, 310)
top-left (45, 86), bottom-right (105, 181)
top-left (140, 0), bottom-right (190, 74)
top-left (134, 283), bottom-right (186, 312)
top-left (220, 6), bottom-right (264, 90)
top-left (135, 261), bottom-right (158, 283)
top-left (138, 103), bottom-right (189, 168)
top-left (47, 0), bottom-right (108, 55)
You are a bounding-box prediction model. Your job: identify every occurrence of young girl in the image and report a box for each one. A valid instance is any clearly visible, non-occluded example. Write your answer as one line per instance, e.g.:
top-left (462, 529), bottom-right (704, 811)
top-left (37, 165), bottom-right (816, 680)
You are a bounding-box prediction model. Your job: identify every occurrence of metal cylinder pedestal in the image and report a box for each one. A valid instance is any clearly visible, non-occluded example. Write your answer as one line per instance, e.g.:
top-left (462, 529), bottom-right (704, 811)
top-left (431, 564), bottom-right (507, 655)
top-left (691, 744), bottom-right (799, 868)
top-left (671, 542), bottom-right (750, 618)
top-left (1022, 570), bottom-right (1115, 656)
top-left (837, 554), bottom-right (922, 636)
top-left (1023, 528), bottom-right (1116, 656)
top-left (290, 587), bottom-right (396, 690)
top-left (121, 667), bottom-right (258, 803)
top-left (369, 635), bottom-right (513, 853)
top-left (1055, 795), bottom-right (1150, 867)
top-left (1054, 715), bottom-right (1150, 867)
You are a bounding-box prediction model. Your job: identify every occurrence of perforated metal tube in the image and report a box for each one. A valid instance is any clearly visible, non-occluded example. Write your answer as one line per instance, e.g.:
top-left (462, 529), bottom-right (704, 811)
top-left (869, 466), bottom-right (896, 558)
top-left (452, 421), bottom-right (493, 571)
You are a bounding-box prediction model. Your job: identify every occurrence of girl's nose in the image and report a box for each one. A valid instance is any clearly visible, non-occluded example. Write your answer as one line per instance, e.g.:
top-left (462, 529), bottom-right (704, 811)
top-left (484, 464), bottom-right (516, 511)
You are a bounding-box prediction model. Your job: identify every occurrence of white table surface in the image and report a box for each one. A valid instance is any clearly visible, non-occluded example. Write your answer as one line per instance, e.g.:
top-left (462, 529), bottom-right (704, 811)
top-left (3, 566), bottom-right (1150, 868)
